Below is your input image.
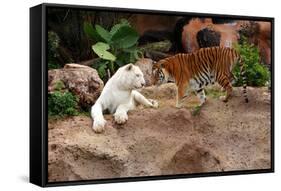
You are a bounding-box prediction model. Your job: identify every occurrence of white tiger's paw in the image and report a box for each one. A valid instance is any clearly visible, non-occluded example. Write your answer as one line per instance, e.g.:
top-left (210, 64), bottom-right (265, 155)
top-left (114, 113), bottom-right (128, 125)
top-left (92, 119), bottom-right (106, 133)
top-left (149, 99), bottom-right (159, 108)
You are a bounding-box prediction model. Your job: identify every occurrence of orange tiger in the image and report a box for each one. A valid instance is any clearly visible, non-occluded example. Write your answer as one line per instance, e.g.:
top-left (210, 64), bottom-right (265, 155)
top-left (152, 46), bottom-right (248, 108)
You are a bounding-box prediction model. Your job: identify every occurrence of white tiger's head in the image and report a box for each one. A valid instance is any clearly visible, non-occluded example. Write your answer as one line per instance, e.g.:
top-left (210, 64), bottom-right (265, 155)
top-left (116, 64), bottom-right (145, 90)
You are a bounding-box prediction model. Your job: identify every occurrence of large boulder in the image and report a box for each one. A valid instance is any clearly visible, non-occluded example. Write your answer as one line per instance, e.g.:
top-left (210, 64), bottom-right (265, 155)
top-left (48, 64), bottom-right (104, 108)
top-left (181, 18), bottom-right (240, 52)
top-left (196, 28), bottom-right (221, 48)
top-left (48, 85), bottom-right (271, 181)
top-left (239, 21), bottom-right (271, 65)
top-left (135, 58), bottom-right (154, 86)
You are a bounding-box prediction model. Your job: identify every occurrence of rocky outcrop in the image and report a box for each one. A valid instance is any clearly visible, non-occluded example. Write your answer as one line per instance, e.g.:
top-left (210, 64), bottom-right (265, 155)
top-left (48, 63), bottom-right (104, 108)
top-left (197, 28), bottom-right (221, 48)
top-left (239, 21), bottom-right (271, 65)
top-left (135, 58), bottom-right (154, 86)
top-left (48, 84), bottom-right (271, 182)
top-left (181, 18), bottom-right (271, 65)
top-left (182, 18), bottom-right (240, 53)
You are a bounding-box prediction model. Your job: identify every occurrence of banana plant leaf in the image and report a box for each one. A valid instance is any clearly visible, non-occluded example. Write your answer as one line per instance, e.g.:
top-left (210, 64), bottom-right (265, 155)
top-left (92, 42), bottom-right (116, 61)
top-left (111, 26), bottom-right (139, 49)
top-left (95, 25), bottom-right (111, 43)
top-left (83, 22), bottom-right (103, 42)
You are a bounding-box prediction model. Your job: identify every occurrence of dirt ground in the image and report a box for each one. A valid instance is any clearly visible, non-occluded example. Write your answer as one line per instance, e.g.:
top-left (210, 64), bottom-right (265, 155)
top-left (48, 83), bottom-right (271, 182)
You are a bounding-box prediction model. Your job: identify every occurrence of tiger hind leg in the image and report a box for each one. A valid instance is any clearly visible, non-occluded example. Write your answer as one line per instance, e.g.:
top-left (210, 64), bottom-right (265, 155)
top-left (218, 76), bottom-right (233, 102)
top-left (220, 72), bottom-right (236, 92)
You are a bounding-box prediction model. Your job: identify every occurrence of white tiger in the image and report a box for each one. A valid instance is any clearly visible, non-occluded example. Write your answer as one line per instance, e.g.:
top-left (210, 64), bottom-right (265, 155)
top-left (91, 63), bottom-right (158, 133)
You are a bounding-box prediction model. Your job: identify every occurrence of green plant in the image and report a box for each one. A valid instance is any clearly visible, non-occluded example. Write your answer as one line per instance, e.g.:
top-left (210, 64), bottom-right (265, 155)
top-left (48, 91), bottom-right (79, 117)
top-left (205, 88), bottom-right (225, 99)
top-left (54, 80), bottom-right (65, 91)
top-left (48, 31), bottom-right (61, 69)
top-left (191, 105), bottom-right (202, 116)
top-left (48, 62), bottom-right (61, 70)
top-left (233, 37), bottom-right (270, 87)
top-left (84, 19), bottom-right (142, 80)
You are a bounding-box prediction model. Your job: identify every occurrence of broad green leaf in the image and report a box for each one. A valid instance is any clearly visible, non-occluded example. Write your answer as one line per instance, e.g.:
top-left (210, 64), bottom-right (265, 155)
top-left (95, 25), bottom-right (111, 43)
top-left (119, 19), bottom-right (130, 26)
top-left (115, 60), bottom-right (125, 67)
top-left (110, 23), bottom-right (123, 36)
top-left (92, 42), bottom-right (116, 61)
top-left (122, 47), bottom-right (143, 62)
top-left (116, 52), bottom-right (129, 66)
top-left (122, 45), bottom-right (138, 53)
top-left (109, 19), bottom-right (130, 36)
top-left (83, 22), bottom-right (102, 41)
top-left (111, 26), bottom-right (139, 49)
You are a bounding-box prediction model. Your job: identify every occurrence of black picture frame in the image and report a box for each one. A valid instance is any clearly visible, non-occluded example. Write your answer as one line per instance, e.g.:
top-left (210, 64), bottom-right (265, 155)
top-left (30, 3), bottom-right (274, 187)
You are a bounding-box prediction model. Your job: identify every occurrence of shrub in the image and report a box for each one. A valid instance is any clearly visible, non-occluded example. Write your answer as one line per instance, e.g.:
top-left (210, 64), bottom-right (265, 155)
top-left (233, 37), bottom-right (270, 87)
top-left (53, 80), bottom-right (65, 91)
top-left (48, 91), bottom-right (79, 117)
top-left (84, 19), bottom-right (142, 80)
top-left (48, 31), bottom-right (61, 69)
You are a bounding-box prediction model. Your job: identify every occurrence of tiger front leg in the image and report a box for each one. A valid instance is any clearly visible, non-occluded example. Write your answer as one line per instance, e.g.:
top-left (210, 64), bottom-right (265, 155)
top-left (114, 104), bottom-right (130, 125)
top-left (132, 90), bottom-right (158, 108)
top-left (132, 90), bottom-right (159, 108)
top-left (176, 84), bottom-right (187, 108)
top-left (91, 102), bottom-right (106, 133)
top-left (196, 89), bottom-right (207, 106)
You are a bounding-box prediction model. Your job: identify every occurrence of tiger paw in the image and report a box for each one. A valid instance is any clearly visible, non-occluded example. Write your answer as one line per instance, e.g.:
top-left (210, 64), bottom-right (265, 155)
top-left (149, 99), bottom-right (159, 108)
top-left (176, 103), bottom-right (182, 108)
top-left (114, 113), bottom-right (128, 125)
top-left (219, 96), bottom-right (228, 102)
top-left (199, 98), bottom-right (207, 106)
top-left (92, 119), bottom-right (106, 133)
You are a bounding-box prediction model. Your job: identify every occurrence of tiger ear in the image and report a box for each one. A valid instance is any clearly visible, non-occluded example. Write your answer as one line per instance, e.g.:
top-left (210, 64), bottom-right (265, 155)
top-left (126, 64), bottom-right (133, 71)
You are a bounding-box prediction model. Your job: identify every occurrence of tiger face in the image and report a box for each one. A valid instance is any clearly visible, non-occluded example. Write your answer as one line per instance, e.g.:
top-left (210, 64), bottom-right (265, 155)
top-left (152, 62), bottom-right (168, 86)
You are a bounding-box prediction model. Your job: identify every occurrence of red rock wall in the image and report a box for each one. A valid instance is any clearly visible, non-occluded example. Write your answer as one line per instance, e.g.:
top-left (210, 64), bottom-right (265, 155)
top-left (181, 19), bottom-right (271, 65)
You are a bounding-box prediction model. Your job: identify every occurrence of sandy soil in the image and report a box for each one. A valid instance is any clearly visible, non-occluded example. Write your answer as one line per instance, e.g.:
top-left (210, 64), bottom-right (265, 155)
top-left (48, 84), bottom-right (271, 182)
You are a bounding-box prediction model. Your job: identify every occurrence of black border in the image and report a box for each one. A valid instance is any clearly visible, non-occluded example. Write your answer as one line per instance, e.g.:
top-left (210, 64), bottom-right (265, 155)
top-left (30, 3), bottom-right (274, 187)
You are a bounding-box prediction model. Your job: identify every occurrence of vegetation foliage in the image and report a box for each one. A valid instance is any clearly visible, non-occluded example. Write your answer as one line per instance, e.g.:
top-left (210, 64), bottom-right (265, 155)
top-left (48, 31), bottom-right (61, 69)
top-left (233, 37), bottom-right (270, 87)
top-left (48, 81), bottom-right (79, 117)
top-left (84, 19), bottom-right (142, 80)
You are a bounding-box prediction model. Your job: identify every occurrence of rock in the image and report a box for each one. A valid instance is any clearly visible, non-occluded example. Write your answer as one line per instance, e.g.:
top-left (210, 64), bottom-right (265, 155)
top-left (140, 40), bottom-right (172, 61)
top-left (162, 143), bottom-right (222, 174)
top-left (238, 21), bottom-right (260, 43)
top-left (48, 63), bottom-right (104, 108)
top-left (239, 21), bottom-right (271, 65)
top-left (211, 18), bottom-right (235, 24)
top-left (135, 58), bottom-right (154, 86)
top-left (196, 27), bottom-right (221, 48)
top-left (48, 85), bottom-right (271, 181)
top-left (180, 18), bottom-right (271, 65)
top-left (181, 18), bottom-right (240, 52)
top-left (139, 83), bottom-right (177, 99)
